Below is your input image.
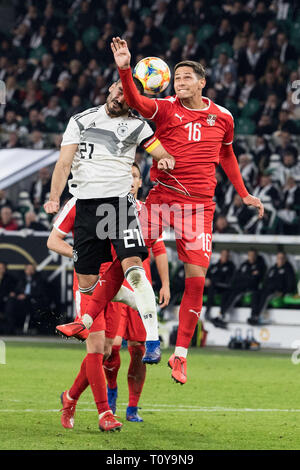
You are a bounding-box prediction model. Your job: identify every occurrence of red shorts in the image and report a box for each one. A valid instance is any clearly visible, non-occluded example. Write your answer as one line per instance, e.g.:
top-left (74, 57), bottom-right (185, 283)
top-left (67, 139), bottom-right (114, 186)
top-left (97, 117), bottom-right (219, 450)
top-left (141, 185), bottom-right (215, 268)
top-left (116, 304), bottom-right (146, 342)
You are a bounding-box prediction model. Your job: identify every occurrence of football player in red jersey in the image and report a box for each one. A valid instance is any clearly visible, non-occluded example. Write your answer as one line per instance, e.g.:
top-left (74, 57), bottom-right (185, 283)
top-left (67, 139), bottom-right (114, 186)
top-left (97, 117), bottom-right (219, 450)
top-left (47, 163), bottom-right (170, 428)
top-left (104, 162), bottom-right (170, 422)
top-left (110, 37), bottom-right (264, 384)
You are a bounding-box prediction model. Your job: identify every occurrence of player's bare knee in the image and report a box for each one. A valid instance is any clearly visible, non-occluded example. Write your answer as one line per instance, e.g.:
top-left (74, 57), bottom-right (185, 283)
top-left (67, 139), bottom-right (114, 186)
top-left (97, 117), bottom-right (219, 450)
top-left (86, 331), bottom-right (105, 354)
top-left (77, 274), bottom-right (99, 295)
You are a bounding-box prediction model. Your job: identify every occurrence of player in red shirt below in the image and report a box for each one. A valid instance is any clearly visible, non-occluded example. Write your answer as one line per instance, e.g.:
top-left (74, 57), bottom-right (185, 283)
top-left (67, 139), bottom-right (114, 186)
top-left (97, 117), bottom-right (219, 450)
top-left (47, 163), bottom-right (170, 428)
top-left (47, 197), bottom-right (126, 432)
top-left (110, 37), bottom-right (264, 385)
top-left (104, 162), bottom-right (170, 422)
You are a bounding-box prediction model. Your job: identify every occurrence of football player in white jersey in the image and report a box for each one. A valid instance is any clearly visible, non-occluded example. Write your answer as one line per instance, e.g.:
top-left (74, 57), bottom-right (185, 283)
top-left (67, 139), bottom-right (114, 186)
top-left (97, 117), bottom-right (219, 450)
top-left (44, 79), bottom-right (174, 430)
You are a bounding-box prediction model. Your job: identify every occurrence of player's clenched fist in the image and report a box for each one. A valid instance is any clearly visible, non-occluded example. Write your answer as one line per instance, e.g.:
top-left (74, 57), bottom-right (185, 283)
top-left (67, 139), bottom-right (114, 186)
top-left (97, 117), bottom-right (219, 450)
top-left (44, 200), bottom-right (59, 214)
top-left (157, 157), bottom-right (176, 171)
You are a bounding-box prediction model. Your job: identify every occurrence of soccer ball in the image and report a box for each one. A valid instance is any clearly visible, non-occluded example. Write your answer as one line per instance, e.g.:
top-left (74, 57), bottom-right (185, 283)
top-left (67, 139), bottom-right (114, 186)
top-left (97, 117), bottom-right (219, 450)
top-left (133, 57), bottom-right (171, 95)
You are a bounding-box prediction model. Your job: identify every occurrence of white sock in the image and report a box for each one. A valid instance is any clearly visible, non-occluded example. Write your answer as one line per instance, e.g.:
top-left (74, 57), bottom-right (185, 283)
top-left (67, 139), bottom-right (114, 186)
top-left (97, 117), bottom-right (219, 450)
top-left (174, 347), bottom-right (188, 358)
top-left (125, 266), bottom-right (159, 341)
top-left (67, 391), bottom-right (75, 401)
top-left (99, 409), bottom-right (112, 419)
top-left (112, 285), bottom-right (137, 310)
top-left (81, 313), bottom-right (93, 329)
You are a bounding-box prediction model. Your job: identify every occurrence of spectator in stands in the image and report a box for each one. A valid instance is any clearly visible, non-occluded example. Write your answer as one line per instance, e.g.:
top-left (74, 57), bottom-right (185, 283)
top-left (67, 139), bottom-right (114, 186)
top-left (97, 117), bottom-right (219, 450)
top-left (260, 93), bottom-right (281, 123)
top-left (3, 263), bottom-right (49, 335)
top-left (214, 214), bottom-right (238, 234)
top-left (237, 73), bottom-right (260, 109)
top-left (237, 36), bottom-right (267, 79)
top-left (257, 114), bottom-right (276, 135)
top-left (226, 194), bottom-right (254, 233)
top-left (272, 147), bottom-right (300, 187)
top-left (276, 177), bottom-right (300, 235)
top-left (32, 53), bottom-right (60, 84)
top-left (26, 109), bottom-right (46, 133)
top-left (248, 252), bottom-right (296, 325)
top-left (251, 172), bottom-right (281, 234)
top-left (211, 52), bottom-right (237, 86)
top-left (252, 136), bottom-right (271, 172)
top-left (213, 18), bottom-right (235, 46)
top-left (41, 96), bottom-right (63, 121)
top-left (30, 167), bottom-right (51, 209)
top-left (274, 31), bottom-right (297, 64)
top-left (165, 37), bottom-right (182, 68)
top-left (0, 206), bottom-right (19, 231)
top-left (28, 130), bottom-right (46, 150)
top-left (181, 33), bottom-right (206, 62)
top-left (212, 248), bottom-right (266, 328)
top-left (1, 109), bottom-right (19, 133)
top-left (275, 109), bottom-right (299, 135)
top-left (204, 249), bottom-right (236, 321)
top-left (238, 153), bottom-right (258, 192)
top-left (0, 262), bottom-right (16, 335)
top-left (4, 131), bottom-right (21, 149)
top-left (22, 211), bottom-right (48, 231)
top-left (0, 190), bottom-right (13, 211)
top-left (66, 95), bottom-right (83, 120)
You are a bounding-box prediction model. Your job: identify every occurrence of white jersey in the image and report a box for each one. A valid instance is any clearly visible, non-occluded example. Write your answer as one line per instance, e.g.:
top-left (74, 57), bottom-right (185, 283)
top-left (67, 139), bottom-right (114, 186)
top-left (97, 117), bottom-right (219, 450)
top-left (61, 105), bottom-right (154, 199)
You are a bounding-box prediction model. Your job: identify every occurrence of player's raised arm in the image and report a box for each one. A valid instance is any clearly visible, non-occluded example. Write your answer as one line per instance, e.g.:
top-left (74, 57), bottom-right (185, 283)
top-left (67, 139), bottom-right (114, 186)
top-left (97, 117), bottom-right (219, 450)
top-left (219, 143), bottom-right (264, 219)
top-left (111, 37), bottom-right (157, 119)
top-left (44, 143), bottom-right (77, 214)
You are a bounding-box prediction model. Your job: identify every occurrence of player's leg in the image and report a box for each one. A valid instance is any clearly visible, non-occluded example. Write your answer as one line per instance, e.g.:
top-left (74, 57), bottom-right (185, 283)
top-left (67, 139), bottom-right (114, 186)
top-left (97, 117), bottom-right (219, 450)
top-left (110, 194), bottom-right (160, 363)
top-left (103, 302), bottom-right (124, 414)
top-left (86, 329), bottom-right (122, 432)
top-left (104, 335), bottom-right (122, 415)
top-left (169, 263), bottom-right (206, 385)
top-left (169, 198), bottom-right (214, 384)
top-left (126, 308), bottom-right (147, 422)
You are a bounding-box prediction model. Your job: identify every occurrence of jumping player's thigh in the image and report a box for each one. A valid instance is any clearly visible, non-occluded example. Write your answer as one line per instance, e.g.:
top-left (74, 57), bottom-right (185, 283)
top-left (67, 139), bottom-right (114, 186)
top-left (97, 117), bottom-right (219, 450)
top-left (175, 200), bottom-right (215, 269)
top-left (86, 330), bottom-right (105, 354)
top-left (184, 263), bottom-right (207, 278)
top-left (74, 199), bottom-right (113, 276)
top-left (110, 194), bottom-right (148, 265)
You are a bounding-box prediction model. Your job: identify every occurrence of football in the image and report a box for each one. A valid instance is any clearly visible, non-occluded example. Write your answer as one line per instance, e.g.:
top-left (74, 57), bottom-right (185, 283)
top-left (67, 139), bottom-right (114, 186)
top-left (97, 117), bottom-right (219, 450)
top-left (133, 57), bottom-right (171, 95)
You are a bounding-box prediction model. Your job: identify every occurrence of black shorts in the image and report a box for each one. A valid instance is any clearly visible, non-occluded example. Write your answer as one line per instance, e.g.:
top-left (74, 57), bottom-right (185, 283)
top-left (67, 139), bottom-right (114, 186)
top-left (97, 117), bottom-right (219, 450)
top-left (73, 194), bottom-right (148, 275)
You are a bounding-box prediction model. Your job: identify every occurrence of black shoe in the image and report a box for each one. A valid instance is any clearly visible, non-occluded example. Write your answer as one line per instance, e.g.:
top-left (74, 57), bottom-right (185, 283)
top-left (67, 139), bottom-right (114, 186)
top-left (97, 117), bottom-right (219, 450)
top-left (247, 317), bottom-right (258, 326)
top-left (212, 317), bottom-right (228, 329)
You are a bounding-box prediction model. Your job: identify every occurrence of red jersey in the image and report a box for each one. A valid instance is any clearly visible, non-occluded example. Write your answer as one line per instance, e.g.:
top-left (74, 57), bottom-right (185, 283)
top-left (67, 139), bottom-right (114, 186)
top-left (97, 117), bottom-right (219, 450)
top-left (148, 95), bottom-right (234, 197)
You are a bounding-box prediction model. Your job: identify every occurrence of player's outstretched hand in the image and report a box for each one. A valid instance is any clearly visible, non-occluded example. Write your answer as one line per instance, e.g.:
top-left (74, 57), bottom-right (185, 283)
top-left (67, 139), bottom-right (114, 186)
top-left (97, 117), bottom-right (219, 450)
top-left (111, 37), bottom-right (131, 70)
top-left (44, 200), bottom-right (59, 214)
top-left (242, 194), bottom-right (264, 218)
top-left (159, 284), bottom-right (171, 309)
top-left (157, 157), bottom-right (176, 171)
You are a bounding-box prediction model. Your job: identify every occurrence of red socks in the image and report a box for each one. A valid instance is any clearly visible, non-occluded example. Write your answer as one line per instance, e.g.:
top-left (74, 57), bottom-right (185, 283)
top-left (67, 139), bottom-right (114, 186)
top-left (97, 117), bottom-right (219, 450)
top-left (128, 344), bottom-right (146, 407)
top-left (85, 259), bottom-right (124, 321)
top-left (103, 345), bottom-right (121, 389)
top-left (69, 356), bottom-right (89, 401)
top-left (85, 353), bottom-right (110, 415)
top-left (176, 277), bottom-right (205, 349)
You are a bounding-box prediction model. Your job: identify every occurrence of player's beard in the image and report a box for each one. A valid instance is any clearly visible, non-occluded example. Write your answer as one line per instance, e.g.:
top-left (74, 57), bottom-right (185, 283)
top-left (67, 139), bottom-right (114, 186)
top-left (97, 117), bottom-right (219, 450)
top-left (106, 97), bottom-right (128, 117)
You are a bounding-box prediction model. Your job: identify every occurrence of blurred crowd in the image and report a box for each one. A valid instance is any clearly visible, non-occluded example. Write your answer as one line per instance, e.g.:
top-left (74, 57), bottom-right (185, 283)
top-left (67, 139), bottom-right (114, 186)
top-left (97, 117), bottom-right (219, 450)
top-left (0, 0), bottom-right (300, 235)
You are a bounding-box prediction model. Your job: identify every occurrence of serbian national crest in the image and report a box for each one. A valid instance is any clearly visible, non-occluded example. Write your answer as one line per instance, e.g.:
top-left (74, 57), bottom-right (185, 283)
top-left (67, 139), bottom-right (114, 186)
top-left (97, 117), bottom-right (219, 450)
top-left (117, 122), bottom-right (129, 138)
top-left (207, 114), bottom-right (217, 126)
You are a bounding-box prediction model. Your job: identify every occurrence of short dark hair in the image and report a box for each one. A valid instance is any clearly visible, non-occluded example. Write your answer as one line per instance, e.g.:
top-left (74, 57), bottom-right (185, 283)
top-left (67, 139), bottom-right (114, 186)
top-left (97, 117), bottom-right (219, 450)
top-left (132, 161), bottom-right (142, 177)
top-left (174, 60), bottom-right (206, 79)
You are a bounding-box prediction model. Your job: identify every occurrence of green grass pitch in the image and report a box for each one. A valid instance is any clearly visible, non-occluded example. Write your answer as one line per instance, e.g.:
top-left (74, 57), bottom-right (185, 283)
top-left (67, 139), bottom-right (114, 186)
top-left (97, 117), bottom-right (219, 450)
top-left (0, 340), bottom-right (300, 450)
